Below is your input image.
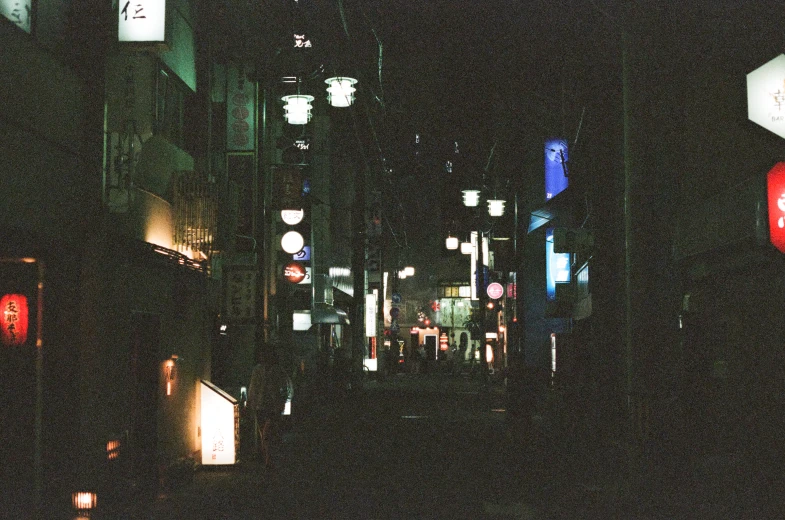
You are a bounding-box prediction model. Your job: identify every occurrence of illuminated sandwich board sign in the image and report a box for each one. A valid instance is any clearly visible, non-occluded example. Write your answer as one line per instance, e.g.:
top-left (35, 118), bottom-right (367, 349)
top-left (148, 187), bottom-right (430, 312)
top-left (200, 380), bottom-right (238, 465)
top-left (767, 162), bottom-right (785, 253)
top-left (748, 54), bottom-right (785, 140)
top-left (118, 0), bottom-right (166, 43)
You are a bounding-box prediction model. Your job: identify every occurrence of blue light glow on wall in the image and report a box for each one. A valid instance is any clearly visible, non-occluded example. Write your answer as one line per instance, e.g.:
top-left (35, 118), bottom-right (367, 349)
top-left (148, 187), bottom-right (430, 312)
top-left (546, 228), bottom-right (570, 301)
top-left (545, 139), bottom-right (569, 201)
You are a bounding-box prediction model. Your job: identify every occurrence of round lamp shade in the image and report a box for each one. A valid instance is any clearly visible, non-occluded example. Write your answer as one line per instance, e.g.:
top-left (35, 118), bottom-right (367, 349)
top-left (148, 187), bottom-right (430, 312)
top-left (281, 231), bottom-right (305, 254)
top-left (325, 77), bottom-right (357, 107)
top-left (281, 95), bottom-right (314, 125)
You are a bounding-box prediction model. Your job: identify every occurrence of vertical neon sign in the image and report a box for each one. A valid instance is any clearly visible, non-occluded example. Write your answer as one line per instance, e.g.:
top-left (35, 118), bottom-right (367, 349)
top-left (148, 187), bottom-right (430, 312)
top-left (545, 139), bottom-right (569, 201)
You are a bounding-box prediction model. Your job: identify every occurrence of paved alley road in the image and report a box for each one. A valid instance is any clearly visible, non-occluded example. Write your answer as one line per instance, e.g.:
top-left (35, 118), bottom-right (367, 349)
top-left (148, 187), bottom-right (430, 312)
top-left (146, 372), bottom-right (546, 520)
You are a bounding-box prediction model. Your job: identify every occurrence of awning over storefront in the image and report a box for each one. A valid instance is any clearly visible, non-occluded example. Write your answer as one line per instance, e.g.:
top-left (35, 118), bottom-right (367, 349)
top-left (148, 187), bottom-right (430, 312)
top-left (311, 303), bottom-right (350, 325)
top-left (528, 188), bottom-right (581, 234)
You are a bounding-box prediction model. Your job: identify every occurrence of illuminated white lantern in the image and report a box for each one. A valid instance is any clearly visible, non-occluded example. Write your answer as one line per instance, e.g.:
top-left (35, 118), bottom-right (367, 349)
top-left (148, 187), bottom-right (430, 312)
top-left (462, 189), bottom-right (480, 207)
top-left (325, 77), bottom-right (358, 107)
top-left (445, 235), bottom-right (459, 250)
top-left (487, 199), bottom-right (506, 217)
top-left (281, 230), bottom-right (304, 254)
top-left (461, 241), bottom-right (473, 255)
top-left (282, 95), bottom-right (314, 125)
top-left (403, 266), bottom-right (415, 277)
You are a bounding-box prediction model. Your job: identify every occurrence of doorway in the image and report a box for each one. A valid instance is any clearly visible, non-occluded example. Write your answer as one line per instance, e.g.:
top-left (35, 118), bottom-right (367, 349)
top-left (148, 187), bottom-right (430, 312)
top-left (130, 312), bottom-right (161, 497)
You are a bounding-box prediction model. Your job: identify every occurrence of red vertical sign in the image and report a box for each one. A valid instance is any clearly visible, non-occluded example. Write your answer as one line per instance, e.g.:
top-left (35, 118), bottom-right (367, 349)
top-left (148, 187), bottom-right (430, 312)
top-left (767, 162), bottom-right (785, 253)
top-left (1, 294), bottom-right (29, 346)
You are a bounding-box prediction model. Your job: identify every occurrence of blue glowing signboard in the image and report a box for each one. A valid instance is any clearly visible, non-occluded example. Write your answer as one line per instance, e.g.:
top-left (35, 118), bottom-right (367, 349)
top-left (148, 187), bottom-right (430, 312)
top-left (546, 228), bottom-right (570, 301)
top-left (545, 139), bottom-right (569, 201)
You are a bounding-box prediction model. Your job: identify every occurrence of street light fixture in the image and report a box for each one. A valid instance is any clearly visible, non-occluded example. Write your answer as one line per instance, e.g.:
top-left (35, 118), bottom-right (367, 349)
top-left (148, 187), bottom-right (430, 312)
top-left (487, 198), bottom-right (506, 217)
top-left (445, 235), bottom-right (459, 250)
top-left (325, 76), bottom-right (358, 107)
top-left (281, 94), bottom-right (314, 124)
top-left (462, 189), bottom-right (480, 207)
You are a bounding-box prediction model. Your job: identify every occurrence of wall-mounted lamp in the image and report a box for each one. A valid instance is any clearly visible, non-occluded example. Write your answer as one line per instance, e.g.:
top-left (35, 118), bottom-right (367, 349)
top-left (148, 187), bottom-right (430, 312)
top-left (460, 241), bottom-right (473, 255)
top-left (164, 355), bottom-right (177, 396)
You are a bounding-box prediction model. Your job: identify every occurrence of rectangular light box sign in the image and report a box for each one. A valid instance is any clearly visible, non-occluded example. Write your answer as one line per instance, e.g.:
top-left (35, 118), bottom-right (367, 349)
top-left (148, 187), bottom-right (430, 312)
top-left (200, 380), bottom-right (238, 465)
top-left (546, 228), bottom-right (571, 302)
top-left (118, 0), bottom-right (166, 42)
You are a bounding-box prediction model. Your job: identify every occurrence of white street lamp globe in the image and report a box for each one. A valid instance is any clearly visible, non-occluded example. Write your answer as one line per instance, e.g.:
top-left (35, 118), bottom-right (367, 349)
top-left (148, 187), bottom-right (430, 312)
top-left (461, 242), bottom-right (473, 255)
top-left (445, 236), bottom-right (459, 250)
top-left (403, 266), bottom-right (415, 277)
top-left (282, 95), bottom-right (314, 125)
top-left (487, 199), bottom-right (506, 217)
top-left (462, 189), bottom-right (480, 207)
top-left (281, 231), bottom-right (305, 254)
top-left (325, 77), bottom-right (358, 107)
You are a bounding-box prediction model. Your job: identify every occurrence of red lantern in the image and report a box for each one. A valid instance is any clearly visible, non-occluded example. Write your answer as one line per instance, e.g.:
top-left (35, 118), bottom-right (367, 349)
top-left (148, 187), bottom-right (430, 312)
top-left (767, 162), bottom-right (785, 253)
top-left (1, 294), bottom-right (28, 346)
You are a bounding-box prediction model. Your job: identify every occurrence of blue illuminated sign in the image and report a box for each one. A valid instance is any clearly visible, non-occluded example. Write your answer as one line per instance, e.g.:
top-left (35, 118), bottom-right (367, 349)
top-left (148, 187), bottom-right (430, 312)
top-left (545, 139), bottom-right (569, 201)
top-left (293, 245), bottom-right (311, 261)
top-left (546, 228), bottom-right (570, 301)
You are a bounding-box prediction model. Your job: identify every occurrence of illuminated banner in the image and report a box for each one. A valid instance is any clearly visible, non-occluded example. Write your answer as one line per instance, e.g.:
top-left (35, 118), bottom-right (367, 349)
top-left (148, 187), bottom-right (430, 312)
top-left (227, 64), bottom-right (255, 151)
top-left (747, 54), bottom-right (785, 140)
top-left (767, 162), bottom-right (785, 253)
top-left (545, 139), bottom-right (569, 201)
top-left (546, 228), bottom-right (570, 301)
top-left (1, 0), bottom-right (31, 33)
top-left (1, 293), bottom-right (28, 346)
top-left (118, 0), bottom-right (166, 43)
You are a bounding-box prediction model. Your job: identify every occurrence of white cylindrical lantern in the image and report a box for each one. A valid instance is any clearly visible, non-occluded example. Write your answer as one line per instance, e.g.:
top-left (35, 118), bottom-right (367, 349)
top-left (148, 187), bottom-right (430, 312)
top-left (281, 231), bottom-right (305, 254)
top-left (325, 77), bottom-right (358, 107)
top-left (403, 266), bottom-right (415, 277)
top-left (445, 235), bottom-right (459, 250)
top-left (462, 189), bottom-right (480, 207)
top-left (281, 95), bottom-right (314, 125)
top-left (461, 241), bottom-right (473, 255)
top-left (487, 199), bottom-right (506, 217)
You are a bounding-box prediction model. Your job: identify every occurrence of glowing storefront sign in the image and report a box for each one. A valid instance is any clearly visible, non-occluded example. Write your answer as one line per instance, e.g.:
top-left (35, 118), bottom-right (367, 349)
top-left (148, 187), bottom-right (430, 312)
top-left (546, 228), bottom-right (570, 301)
top-left (365, 293), bottom-right (377, 337)
top-left (767, 162), bottom-right (785, 253)
top-left (1, 293), bottom-right (28, 346)
top-left (283, 261), bottom-right (306, 283)
top-left (200, 380), bottom-right (238, 465)
top-left (747, 54), bottom-right (785, 140)
top-left (118, 0), bottom-right (166, 42)
top-left (545, 139), bottom-right (569, 200)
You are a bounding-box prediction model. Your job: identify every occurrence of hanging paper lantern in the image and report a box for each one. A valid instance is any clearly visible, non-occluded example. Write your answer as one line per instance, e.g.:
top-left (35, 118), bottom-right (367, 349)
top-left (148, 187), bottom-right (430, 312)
top-left (1, 293), bottom-right (28, 346)
top-left (445, 235), bottom-right (459, 250)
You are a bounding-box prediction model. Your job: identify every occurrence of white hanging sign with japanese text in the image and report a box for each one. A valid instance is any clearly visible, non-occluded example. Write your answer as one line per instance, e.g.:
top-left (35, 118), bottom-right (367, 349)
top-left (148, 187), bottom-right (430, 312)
top-left (118, 0), bottom-right (166, 43)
